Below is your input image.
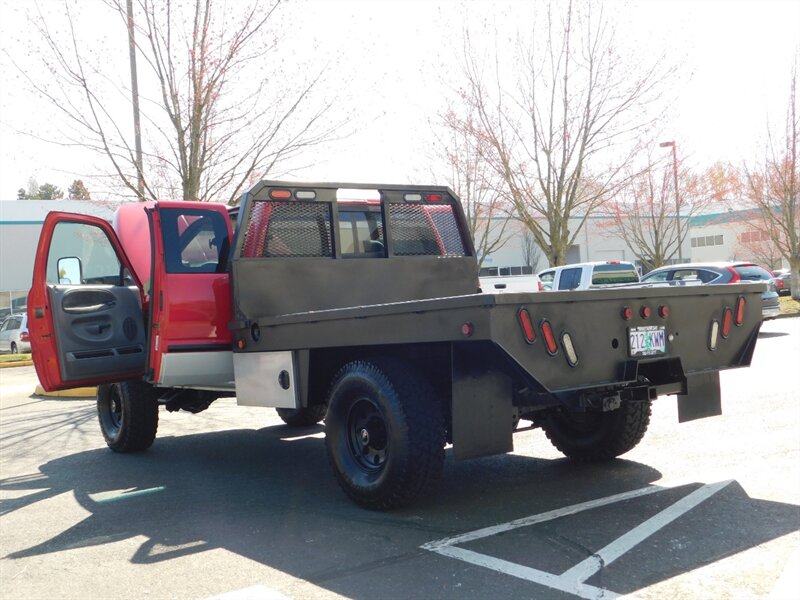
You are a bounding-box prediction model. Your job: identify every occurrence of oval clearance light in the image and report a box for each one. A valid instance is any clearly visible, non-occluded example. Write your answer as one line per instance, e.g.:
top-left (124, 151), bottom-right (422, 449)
top-left (269, 189), bottom-right (292, 199)
top-left (735, 296), bottom-right (746, 325)
top-left (295, 190), bottom-right (316, 200)
top-left (621, 306), bottom-right (633, 320)
top-left (658, 305), bottom-right (669, 318)
top-left (461, 322), bottom-right (474, 337)
top-left (709, 320), bottom-right (719, 351)
top-left (561, 332), bottom-right (578, 367)
top-left (404, 193), bottom-right (423, 202)
top-left (540, 320), bottom-right (558, 355)
top-left (517, 308), bottom-right (536, 344)
top-left (721, 307), bottom-right (733, 338)
top-left (641, 305), bottom-right (652, 319)
top-left (426, 193), bottom-right (444, 202)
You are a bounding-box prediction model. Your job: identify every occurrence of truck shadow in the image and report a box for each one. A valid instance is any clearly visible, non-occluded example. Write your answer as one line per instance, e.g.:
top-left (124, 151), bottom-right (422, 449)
top-left (2, 423), bottom-right (798, 599)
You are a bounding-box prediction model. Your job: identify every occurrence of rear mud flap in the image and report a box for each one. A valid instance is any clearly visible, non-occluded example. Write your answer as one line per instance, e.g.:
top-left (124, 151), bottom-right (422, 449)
top-left (678, 371), bottom-right (721, 422)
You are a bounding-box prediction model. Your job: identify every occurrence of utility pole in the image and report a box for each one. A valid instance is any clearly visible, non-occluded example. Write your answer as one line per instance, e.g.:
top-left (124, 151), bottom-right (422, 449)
top-left (127, 0), bottom-right (144, 200)
top-left (660, 140), bottom-right (683, 262)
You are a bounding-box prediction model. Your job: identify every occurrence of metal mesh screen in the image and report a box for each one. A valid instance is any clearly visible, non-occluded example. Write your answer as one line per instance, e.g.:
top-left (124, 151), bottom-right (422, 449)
top-left (241, 201), bottom-right (333, 258)
top-left (389, 204), bottom-right (466, 257)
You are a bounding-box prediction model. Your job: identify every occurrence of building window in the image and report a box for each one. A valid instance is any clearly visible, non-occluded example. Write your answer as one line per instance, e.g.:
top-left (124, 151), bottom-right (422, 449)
top-left (691, 234), bottom-right (724, 248)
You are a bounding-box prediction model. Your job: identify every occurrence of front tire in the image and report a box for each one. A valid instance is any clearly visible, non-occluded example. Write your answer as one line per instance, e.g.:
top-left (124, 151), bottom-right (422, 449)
top-left (542, 400), bottom-right (651, 462)
top-left (97, 381), bottom-right (159, 452)
top-left (324, 359), bottom-right (445, 510)
top-left (276, 405), bottom-right (327, 427)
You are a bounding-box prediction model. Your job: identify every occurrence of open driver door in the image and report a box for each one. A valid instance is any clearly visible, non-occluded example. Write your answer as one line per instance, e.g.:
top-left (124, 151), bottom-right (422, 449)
top-left (27, 212), bottom-right (146, 391)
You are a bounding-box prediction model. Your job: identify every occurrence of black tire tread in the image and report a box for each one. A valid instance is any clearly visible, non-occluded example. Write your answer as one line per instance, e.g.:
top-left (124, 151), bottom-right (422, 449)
top-left (542, 400), bottom-right (651, 462)
top-left (98, 381), bottom-right (159, 453)
top-left (276, 405), bottom-right (327, 427)
top-left (325, 359), bottom-right (445, 510)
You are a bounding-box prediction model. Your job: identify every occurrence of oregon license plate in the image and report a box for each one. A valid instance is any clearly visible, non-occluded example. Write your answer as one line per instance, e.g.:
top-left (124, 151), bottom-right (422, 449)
top-left (628, 326), bottom-right (666, 357)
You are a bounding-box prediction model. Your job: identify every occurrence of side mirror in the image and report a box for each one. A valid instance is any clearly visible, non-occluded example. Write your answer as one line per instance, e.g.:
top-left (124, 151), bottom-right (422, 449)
top-left (57, 257), bottom-right (82, 285)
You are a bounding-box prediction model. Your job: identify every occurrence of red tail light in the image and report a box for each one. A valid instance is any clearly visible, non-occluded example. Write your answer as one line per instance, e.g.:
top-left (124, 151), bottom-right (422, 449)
top-left (269, 189), bottom-right (292, 199)
top-left (518, 308), bottom-right (536, 344)
top-left (425, 193), bottom-right (444, 202)
top-left (658, 305), bottom-right (670, 318)
top-left (640, 305), bottom-right (652, 319)
top-left (726, 267), bottom-right (741, 283)
top-left (621, 306), bottom-right (633, 320)
top-left (721, 307), bottom-right (733, 338)
top-left (735, 296), bottom-right (746, 325)
top-left (20, 331), bottom-right (30, 342)
top-left (540, 320), bottom-right (558, 355)
top-left (538, 280), bottom-right (544, 292)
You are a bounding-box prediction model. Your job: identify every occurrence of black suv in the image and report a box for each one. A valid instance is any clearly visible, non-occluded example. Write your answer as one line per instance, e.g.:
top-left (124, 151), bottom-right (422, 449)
top-left (641, 262), bottom-right (780, 319)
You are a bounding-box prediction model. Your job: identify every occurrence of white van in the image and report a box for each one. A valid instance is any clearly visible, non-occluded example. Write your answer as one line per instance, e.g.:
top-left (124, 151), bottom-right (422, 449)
top-left (537, 261), bottom-right (640, 291)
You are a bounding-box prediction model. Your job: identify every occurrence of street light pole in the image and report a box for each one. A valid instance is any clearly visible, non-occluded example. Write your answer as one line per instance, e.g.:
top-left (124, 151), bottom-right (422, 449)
top-left (660, 140), bottom-right (683, 262)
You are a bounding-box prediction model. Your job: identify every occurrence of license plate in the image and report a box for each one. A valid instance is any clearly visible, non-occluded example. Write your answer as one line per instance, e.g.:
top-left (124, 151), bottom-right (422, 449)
top-left (628, 326), bottom-right (666, 357)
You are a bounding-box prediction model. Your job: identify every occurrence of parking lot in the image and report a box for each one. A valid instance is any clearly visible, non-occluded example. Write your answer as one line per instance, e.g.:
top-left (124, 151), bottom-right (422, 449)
top-left (1, 318), bottom-right (798, 600)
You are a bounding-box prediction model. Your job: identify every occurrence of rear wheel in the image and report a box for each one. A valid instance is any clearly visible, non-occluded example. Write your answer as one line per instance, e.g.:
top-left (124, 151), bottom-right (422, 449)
top-left (276, 405), bottom-right (327, 427)
top-left (97, 381), bottom-right (159, 452)
top-left (324, 359), bottom-right (445, 510)
top-left (542, 400), bottom-right (651, 462)
top-left (10, 342), bottom-right (18, 354)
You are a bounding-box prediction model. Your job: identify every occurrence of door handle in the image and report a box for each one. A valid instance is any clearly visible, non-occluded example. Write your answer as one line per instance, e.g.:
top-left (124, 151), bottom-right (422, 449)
top-left (63, 301), bottom-right (116, 314)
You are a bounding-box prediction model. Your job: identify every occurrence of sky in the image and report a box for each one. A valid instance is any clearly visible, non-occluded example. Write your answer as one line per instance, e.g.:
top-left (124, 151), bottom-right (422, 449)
top-left (0, 0), bottom-right (798, 202)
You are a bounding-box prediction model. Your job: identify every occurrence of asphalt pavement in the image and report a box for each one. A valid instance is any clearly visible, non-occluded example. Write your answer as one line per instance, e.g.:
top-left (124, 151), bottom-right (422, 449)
top-left (0, 318), bottom-right (798, 600)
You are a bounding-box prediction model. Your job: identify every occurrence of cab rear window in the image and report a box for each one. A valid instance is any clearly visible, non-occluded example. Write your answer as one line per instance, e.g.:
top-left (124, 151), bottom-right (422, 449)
top-left (592, 264), bottom-right (639, 285)
top-left (733, 265), bottom-right (772, 281)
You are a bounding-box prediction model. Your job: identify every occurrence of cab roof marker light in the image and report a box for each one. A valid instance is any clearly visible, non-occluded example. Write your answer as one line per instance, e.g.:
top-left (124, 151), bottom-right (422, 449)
top-left (735, 296), bottom-right (746, 325)
top-left (709, 320), bottom-right (719, 351)
top-left (336, 188), bottom-right (380, 202)
top-left (426, 193), bottom-right (444, 202)
top-left (404, 193), bottom-right (423, 202)
top-left (269, 189), bottom-right (292, 199)
top-left (561, 332), bottom-right (578, 367)
top-left (295, 190), bottom-right (316, 200)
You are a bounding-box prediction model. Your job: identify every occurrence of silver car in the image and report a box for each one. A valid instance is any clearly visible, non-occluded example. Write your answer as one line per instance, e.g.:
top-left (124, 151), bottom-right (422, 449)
top-left (641, 262), bottom-right (781, 320)
top-left (0, 313), bottom-right (31, 354)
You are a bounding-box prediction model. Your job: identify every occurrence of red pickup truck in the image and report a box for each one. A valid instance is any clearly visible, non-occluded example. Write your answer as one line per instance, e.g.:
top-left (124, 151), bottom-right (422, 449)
top-left (28, 181), bottom-right (764, 509)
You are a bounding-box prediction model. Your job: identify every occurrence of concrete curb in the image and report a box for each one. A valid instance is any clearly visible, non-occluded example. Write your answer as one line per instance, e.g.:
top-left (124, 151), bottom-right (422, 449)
top-left (33, 384), bottom-right (97, 398)
top-left (0, 360), bottom-right (33, 369)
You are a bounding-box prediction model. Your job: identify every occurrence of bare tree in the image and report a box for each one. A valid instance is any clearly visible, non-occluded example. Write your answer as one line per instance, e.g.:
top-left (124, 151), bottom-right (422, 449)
top-left (741, 62), bottom-right (800, 299)
top-left (521, 229), bottom-right (542, 271)
top-left (453, 0), bottom-right (671, 266)
top-left (602, 154), bottom-right (707, 271)
top-left (438, 108), bottom-right (513, 268)
top-left (12, 0), bottom-right (345, 203)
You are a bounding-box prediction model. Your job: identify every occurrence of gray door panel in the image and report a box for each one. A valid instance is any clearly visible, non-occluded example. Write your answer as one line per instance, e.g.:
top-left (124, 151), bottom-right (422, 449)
top-left (49, 285), bottom-right (146, 382)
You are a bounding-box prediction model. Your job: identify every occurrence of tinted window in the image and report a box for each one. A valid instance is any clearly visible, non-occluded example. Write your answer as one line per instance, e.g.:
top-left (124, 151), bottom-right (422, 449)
top-left (591, 264), bottom-right (639, 285)
top-left (161, 208), bottom-right (229, 273)
top-left (338, 210), bottom-right (384, 258)
top-left (734, 265), bottom-right (773, 281)
top-left (558, 267), bottom-right (582, 290)
top-left (642, 270), bottom-right (669, 282)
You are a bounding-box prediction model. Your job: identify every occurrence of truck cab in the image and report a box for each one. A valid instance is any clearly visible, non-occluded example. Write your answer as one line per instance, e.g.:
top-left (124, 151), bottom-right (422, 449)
top-left (27, 201), bottom-right (235, 393)
top-left (538, 260), bottom-right (640, 291)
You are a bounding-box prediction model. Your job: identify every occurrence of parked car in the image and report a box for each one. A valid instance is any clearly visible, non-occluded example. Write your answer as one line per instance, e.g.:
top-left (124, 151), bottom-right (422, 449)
top-left (479, 266), bottom-right (542, 293)
top-left (641, 262), bottom-right (781, 319)
top-left (0, 313), bottom-right (30, 353)
top-left (772, 269), bottom-right (792, 296)
top-left (537, 261), bottom-right (640, 291)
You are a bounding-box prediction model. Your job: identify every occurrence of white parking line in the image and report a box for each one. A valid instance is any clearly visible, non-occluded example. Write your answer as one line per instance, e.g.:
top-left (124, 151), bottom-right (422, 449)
top-left (422, 480), bottom-right (733, 600)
